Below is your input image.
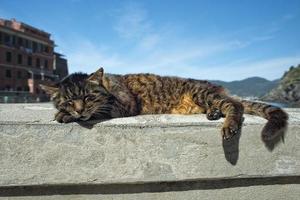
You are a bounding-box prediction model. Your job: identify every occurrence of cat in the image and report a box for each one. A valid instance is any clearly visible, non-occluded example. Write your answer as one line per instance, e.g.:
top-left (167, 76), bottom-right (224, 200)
top-left (40, 67), bottom-right (288, 143)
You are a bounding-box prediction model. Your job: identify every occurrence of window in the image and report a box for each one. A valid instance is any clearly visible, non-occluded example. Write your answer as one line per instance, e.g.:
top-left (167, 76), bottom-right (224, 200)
top-left (34, 74), bottom-right (41, 80)
top-left (27, 56), bottom-right (32, 66)
top-left (5, 70), bottom-right (12, 78)
top-left (17, 87), bottom-right (22, 91)
top-left (4, 21), bottom-right (11, 26)
top-left (5, 85), bottom-right (11, 91)
top-left (6, 52), bottom-right (12, 62)
top-left (36, 58), bottom-right (40, 68)
top-left (44, 46), bottom-right (49, 53)
top-left (24, 86), bottom-right (30, 92)
top-left (25, 39), bottom-right (29, 48)
top-left (28, 40), bottom-right (32, 49)
top-left (44, 59), bottom-right (48, 69)
top-left (17, 71), bottom-right (22, 79)
top-left (12, 36), bottom-right (16, 45)
top-left (37, 43), bottom-right (41, 52)
top-left (32, 42), bottom-right (37, 52)
top-left (18, 37), bottom-right (23, 46)
top-left (18, 54), bottom-right (22, 64)
top-left (4, 34), bottom-right (11, 45)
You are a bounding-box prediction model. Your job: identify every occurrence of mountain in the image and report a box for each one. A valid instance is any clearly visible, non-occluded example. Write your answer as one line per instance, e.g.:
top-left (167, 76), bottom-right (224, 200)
top-left (261, 65), bottom-right (300, 107)
top-left (211, 77), bottom-right (279, 97)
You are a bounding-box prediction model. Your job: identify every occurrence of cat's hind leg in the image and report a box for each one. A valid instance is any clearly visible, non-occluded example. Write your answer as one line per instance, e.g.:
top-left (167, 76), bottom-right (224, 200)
top-left (193, 85), bottom-right (244, 139)
top-left (194, 89), bottom-right (244, 139)
top-left (214, 97), bottom-right (244, 139)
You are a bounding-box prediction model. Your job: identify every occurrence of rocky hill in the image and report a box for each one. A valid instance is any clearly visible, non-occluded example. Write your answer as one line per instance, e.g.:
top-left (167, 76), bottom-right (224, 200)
top-left (211, 77), bottom-right (279, 97)
top-left (261, 65), bottom-right (300, 107)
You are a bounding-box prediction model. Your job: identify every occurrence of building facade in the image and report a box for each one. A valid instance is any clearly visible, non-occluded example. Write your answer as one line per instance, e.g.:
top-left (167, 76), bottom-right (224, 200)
top-left (0, 18), bottom-right (67, 102)
top-left (54, 52), bottom-right (68, 80)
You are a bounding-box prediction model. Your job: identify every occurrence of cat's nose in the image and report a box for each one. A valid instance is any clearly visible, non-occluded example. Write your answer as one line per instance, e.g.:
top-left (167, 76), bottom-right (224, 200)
top-left (76, 108), bottom-right (83, 114)
top-left (73, 100), bottom-right (84, 114)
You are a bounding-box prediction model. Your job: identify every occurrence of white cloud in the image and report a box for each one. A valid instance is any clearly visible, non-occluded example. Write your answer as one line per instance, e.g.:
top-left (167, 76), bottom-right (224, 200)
top-left (57, 25), bottom-right (298, 81)
top-left (60, 36), bottom-right (300, 82)
top-left (67, 41), bottom-right (124, 73)
top-left (179, 55), bottom-right (300, 81)
top-left (282, 13), bottom-right (296, 21)
top-left (137, 34), bottom-right (161, 51)
top-left (53, 35), bottom-right (124, 74)
top-left (266, 13), bottom-right (297, 35)
top-left (58, 37), bottom-right (232, 76)
top-left (53, 3), bottom-right (299, 81)
top-left (113, 3), bottom-right (151, 39)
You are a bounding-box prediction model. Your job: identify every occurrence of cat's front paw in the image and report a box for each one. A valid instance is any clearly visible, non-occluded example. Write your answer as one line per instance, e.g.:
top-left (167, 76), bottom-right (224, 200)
top-left (62, 115), bottom-right (76, 123)
top-left (221, 119), bottom-right (240, 140)
top-left (55, 112), bottom-right (65, 123)
top-left (206, 108), bottom-right (223, 120)
top-left (55, 112), bottom-right (76, 123)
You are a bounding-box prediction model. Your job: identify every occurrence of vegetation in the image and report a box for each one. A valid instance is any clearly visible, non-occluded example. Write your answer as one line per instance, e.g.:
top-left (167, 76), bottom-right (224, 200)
top-left (211, 64), bottom-right (300, 107)
top-left (281, 65), bottom-right (300, 86)
top-left (212, 77), bottom-right (278, 97)
top-left (261, 64), bottom-right (300, 107)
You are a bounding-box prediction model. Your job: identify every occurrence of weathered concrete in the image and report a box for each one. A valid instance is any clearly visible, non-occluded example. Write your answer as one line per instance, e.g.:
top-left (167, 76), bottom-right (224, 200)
top-left (0, 103), bottom-right (299, 198)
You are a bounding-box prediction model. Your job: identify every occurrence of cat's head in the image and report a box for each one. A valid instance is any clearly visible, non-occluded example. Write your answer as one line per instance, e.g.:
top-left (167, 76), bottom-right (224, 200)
top-left (40, 68), bottom-right (113, 121)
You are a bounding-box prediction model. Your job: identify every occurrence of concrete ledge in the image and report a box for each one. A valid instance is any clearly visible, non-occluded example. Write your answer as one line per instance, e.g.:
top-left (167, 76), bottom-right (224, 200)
top-left (0, 104), bottom-right (299, 198)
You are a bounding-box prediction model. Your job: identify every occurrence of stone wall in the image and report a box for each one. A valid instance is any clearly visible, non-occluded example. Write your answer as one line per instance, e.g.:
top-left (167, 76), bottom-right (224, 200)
top-left (0, 104), bottom-right (299, 199)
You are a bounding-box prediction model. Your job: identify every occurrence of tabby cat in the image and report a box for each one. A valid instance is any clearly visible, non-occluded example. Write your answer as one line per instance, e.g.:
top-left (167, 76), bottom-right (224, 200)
top-left (40, 67), bottom-right (288, 143)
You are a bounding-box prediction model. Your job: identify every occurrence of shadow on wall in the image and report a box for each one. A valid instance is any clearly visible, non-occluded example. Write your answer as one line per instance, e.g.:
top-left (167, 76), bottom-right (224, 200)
top-left (222, 130), bottom-right (241, 165)
top-left (1, 175), bottom-right (300, 196)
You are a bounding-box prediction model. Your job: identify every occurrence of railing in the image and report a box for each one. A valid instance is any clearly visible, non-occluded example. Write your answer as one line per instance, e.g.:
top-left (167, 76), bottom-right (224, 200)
top-left (0, 91), bottom-right (49, 103)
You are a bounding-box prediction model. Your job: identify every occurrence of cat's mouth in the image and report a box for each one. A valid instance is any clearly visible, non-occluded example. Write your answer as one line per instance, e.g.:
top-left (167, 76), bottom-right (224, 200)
top-left (71, 112), bottom-right (81, 119)
top-left (70, 111), bottom-right (91, 121)
top-left (80, 115), bottom-right (91, 121)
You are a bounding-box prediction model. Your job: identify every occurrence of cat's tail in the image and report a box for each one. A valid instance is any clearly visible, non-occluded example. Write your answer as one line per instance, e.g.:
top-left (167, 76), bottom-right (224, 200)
top-left (241, 100), bottom-right (288, 148)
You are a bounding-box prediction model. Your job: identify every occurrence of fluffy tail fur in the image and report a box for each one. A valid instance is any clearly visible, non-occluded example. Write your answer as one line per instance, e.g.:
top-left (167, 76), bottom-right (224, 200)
top-left (241, 100), bottom-right (288, 148)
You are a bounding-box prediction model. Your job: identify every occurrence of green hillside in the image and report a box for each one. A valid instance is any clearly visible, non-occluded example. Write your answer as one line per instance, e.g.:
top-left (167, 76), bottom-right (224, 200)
top-left (211, 77), bottom-right (279, 97)
top-left (261, 64), bottom-right (300, 107)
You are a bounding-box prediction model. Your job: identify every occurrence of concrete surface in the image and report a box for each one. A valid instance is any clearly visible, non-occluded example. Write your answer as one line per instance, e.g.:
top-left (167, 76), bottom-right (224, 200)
top-left (0, 103), bottom-right (299, 199)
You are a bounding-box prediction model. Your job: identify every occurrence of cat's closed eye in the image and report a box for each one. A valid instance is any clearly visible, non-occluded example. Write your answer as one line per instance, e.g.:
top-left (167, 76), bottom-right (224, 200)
top-left (62, 100), bottom-right (73, 107)
top-left (84, 95), bottom-right (96, 102)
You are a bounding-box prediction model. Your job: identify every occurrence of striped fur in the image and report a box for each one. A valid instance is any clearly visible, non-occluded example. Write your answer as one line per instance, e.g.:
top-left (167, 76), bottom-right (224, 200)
top-left (242, 100), bottom-right (288, 144)
top-left (40, 68), bottom-right (288, 146)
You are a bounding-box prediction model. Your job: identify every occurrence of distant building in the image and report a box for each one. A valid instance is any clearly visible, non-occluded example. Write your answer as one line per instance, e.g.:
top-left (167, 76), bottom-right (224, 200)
top-left (0, 18), bottom-right (68, 102)
top-left (53, 52), bottom-right (68, 80)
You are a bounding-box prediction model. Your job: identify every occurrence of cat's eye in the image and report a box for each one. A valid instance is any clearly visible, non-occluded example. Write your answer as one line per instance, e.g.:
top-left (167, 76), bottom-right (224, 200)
top-left (84, 95), bottom-right (96, 101)
top-left (62, 100), bottom-right (73, 106)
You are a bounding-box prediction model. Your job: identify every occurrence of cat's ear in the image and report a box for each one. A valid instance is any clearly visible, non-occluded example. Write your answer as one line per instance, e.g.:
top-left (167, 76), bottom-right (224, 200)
top-left (87, 67), bottom-right (104, 84)
top-left (39, 84), bottom-right (59, 96)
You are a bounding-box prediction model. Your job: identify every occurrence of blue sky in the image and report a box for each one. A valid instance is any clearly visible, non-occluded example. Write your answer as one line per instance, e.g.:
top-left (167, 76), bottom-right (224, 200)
top-left (1, 0), bottom-right (300, 81)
